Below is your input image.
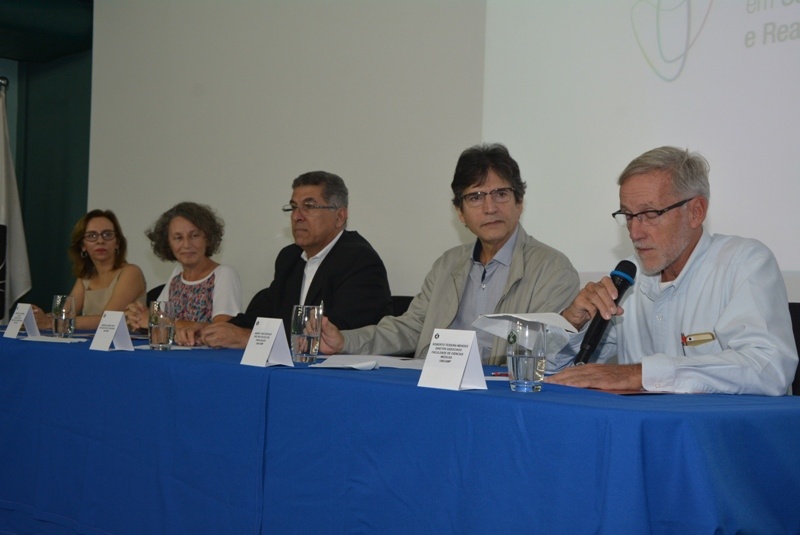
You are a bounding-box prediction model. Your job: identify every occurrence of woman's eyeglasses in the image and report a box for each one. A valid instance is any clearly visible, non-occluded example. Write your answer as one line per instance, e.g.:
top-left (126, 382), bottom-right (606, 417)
top-left (83, 230), bottom-right (117, 242)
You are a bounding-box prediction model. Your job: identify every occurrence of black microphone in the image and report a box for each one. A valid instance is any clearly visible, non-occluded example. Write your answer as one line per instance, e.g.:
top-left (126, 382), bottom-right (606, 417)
top-left (574, 260), bottom-right (637, 365)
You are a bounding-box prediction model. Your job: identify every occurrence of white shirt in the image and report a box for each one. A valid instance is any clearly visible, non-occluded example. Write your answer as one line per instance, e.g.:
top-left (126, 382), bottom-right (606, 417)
top-left (553, 229), bottom-right (798, 395)
top-left (300, 230), bottom-right (344, 305)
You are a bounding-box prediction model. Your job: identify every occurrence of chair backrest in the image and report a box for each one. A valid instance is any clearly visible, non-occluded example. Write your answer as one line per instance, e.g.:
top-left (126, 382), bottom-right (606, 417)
top-left (789, 303), bottom-right (800, 396)
top-left (391, 295), bottom-right (413, 317)
top-left (146, 284), bottom-right (165, 306)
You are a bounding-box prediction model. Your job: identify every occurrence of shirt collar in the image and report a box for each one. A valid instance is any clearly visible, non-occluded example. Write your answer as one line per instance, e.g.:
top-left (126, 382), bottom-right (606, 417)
top-left (471, 225), bottom-right (518, 268)
top-left (301, 230), bottom-right (344, 263)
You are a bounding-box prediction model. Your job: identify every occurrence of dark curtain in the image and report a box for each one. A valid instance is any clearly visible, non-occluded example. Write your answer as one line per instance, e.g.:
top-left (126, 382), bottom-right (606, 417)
top-left (17, 50), bottom-right (91, 308)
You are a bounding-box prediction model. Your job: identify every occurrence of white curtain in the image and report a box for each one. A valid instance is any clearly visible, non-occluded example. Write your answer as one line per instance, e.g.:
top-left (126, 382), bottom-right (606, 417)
top-left (0, 89), bottom-right (31, 323)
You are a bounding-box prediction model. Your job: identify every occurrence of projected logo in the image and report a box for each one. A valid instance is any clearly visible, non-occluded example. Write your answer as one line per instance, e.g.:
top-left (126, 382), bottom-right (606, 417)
top-left (631, 0), bottom-right (714, 82)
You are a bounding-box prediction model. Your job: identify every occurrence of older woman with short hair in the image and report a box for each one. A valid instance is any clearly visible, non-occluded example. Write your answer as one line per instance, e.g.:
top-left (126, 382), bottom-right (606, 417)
top-left (125, 202), bottom-right (241, 331)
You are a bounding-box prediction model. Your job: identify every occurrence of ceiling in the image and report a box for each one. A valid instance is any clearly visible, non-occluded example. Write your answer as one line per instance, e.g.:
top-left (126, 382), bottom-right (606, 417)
top-left (0, 0), bottom-right (93, 63)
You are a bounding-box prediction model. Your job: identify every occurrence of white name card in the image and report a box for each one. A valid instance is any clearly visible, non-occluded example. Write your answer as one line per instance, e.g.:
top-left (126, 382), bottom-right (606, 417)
top-left (241, 317), bottom-right (293, 367)
top-left (418, 329), bottom-right (487, 391)
top-left (3, 303), bottom-right (40, 338)
top-left (89, 311), bottom-right (134, 351)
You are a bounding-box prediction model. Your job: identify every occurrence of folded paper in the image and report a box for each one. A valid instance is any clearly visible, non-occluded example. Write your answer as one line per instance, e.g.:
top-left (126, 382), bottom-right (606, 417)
top-left (472, 312), bottom-right (574, 358)
top-left (241, 317), bottom-right (293, 367)
top-left (3, 303), bottom-right (40, 338)
top-left (90, 311), bottom-right (134, 351)
top-left (418, 329), bottom-right (487, 391)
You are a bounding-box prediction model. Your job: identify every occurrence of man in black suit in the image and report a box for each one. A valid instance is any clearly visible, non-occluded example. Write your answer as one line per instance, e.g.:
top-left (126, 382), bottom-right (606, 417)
top-left (178, 171), bottom-right (392, 348)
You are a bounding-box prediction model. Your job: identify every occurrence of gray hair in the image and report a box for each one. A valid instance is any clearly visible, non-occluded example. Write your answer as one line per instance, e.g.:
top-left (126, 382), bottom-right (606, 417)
top-left (618, 146), bottom-right (710, 202)
top-left (291, 171), bottom-right (349, 208)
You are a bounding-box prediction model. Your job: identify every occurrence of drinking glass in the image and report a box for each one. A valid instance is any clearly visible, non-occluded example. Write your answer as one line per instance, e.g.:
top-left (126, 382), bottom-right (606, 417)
top-left (506, 321), bottom-right (547, 392)
top-left (51, 295), bottom-right (76, 338)
top-left (290, 305), bottom-right (323, 363)
top-left (148, 301), bottom-right (176, 350)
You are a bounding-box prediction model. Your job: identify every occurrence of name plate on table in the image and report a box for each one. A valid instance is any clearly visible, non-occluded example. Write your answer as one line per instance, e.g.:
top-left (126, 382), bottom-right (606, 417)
top-left (241, 317), bottom-right (293, 367)
top-left (418, 329), bottom-right (487, 391)
top-left (90, 311), bottom-right (134, 351)
top-left (3, 304), bottom-right (40, 338)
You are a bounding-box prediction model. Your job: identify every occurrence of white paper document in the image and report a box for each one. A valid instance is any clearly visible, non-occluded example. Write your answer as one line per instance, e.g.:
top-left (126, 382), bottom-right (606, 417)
top-left (309, 354), bottom-right (425, 370)
top-left (133, 344), bottom-right (191, 350)
top-left (311, 354), bottom-right (379, 370)
top-left (472, 312), bottom-right (575, 356)
top-left (21, 336), bottom-right (86, 344)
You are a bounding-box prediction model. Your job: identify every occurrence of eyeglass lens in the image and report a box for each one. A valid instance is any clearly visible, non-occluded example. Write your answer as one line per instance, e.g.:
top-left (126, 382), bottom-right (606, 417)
top-left (84, 230), bottom-right (116, 241)
top-left (463, 188), bottom-right (514, 206)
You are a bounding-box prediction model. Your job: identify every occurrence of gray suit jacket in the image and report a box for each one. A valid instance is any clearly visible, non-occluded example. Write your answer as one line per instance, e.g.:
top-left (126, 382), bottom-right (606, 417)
top-left (342, 225), bottom-right (579, 365)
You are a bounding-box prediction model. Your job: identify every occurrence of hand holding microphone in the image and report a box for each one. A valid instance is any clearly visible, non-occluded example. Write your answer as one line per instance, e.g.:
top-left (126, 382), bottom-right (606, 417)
top-left (570, 261), bottom-right (637, 365)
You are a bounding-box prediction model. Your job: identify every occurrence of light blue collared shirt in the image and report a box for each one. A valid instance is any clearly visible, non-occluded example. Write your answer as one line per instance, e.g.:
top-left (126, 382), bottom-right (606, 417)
top-left (554, 229), bottom-right (798, 395)
top-left (448, 226), bottom-right (518, 361)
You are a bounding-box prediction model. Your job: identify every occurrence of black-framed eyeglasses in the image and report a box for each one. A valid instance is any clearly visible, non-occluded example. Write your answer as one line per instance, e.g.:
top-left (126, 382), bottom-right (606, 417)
top-left (460, 187), bottom-right (516, 208)
top-left (83, 230), bottom-right (117, 242)
top-left (611, 197), bottom-right (694, 227)
top-left (281, 202), bottom-right (338, 214)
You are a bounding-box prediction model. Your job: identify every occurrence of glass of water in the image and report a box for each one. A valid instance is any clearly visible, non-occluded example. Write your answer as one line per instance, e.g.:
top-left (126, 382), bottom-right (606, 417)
top-left (148, 301), bottom-right (176, 350)
top-left (51, 295), bottom-right (76, 338)
top-left (506, 320), bottom-right (547, 392)
top-left (290, 304), bottom-right (323, 363)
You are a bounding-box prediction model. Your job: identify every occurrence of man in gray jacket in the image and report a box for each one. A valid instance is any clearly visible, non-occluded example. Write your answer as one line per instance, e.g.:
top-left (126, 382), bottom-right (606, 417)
top-left (320, 143), bottom-right (579, 365)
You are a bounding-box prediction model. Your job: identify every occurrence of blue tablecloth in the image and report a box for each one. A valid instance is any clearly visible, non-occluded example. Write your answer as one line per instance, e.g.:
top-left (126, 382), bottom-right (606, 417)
top-left (261, 366), bottom-right (800, 534)
top-left (0, 336), bottom-right (271, 535)
top-left (2, 335), bottom-right (800, 534)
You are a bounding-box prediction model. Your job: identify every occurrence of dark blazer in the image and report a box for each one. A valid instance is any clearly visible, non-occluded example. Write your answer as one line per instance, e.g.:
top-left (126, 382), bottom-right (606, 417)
top-left (229, 230), bottom-right (392, 336)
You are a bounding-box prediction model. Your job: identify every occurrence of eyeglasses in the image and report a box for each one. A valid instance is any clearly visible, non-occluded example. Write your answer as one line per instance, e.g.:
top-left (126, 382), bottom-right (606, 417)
top-left (460, 187), bottom-right (516, 208)
top-left (282, 202), bottom-right (338, 214)
top-left (83, 230), bottom-right (117, 242)
top-left (611, 197), bottom-right (694, 227)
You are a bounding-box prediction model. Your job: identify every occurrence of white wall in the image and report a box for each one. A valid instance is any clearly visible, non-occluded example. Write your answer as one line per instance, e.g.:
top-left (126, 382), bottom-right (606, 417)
top-left (89, 0), bottom-right (486, 303)
top-left (484, 0), bottom-right (800, 298)
top-left (89, 0), bottom-right (800, 303)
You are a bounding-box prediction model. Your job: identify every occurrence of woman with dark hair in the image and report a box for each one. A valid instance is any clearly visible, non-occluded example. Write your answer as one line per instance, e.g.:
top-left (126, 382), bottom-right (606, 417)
top-left (124, 202), bottom-right (241, 331)
top-left (32, 209), bottom-right (147, 330)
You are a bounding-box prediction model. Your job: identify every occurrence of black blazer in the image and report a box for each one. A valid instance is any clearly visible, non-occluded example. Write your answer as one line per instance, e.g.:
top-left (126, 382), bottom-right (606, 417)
top-left (229, 230), bottom-right (392, 336)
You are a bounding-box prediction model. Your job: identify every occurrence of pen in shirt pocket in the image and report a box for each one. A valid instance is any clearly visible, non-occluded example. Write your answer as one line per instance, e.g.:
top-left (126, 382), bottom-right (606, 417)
top-left (680, 331), bottom-right (715, 356)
